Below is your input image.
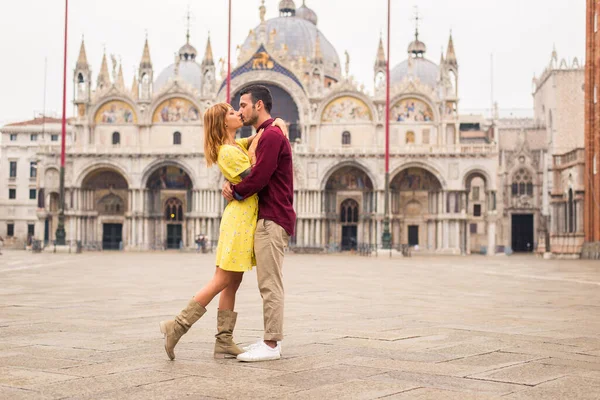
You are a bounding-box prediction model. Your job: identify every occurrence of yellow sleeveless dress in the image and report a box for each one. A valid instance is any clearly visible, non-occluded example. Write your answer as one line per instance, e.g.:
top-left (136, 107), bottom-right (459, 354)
top-left (215, 138), bottom-right (258, 272)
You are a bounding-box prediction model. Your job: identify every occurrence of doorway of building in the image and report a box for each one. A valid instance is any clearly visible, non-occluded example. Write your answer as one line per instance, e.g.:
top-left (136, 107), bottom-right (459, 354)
top-left (102, 223), bottom-right (123, 250)
top-left (44, 218), bottom-right (49, 245)
top-left (511, 214), bottom-right (534, 252)
top-left (408, 225), bottom-right (419, 246)
top-left (167, 224), bottom-right (183, 249)
top-left (341, 226), bottom-right (358, 250)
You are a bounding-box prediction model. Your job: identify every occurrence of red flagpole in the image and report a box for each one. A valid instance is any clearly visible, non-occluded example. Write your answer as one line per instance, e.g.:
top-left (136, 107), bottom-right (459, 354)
top-left (226, 0), bottom-right (232, 103)
top-left (60, 0), bottom-right (68, 168)
top-left (385, 0), bottom-right (390, 174)
top-left (382, 0), bottom-right (392, 249)
top-left (56, 0), bottom-right (69, 245)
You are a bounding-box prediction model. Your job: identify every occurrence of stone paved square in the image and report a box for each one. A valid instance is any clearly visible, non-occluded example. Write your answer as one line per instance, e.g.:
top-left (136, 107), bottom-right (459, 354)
top-left (1, 251), bottom-right (599, 399)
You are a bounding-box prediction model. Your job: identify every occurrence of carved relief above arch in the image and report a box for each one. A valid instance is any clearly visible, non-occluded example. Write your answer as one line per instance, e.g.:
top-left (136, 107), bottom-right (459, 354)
top-left (321, 96), bottom-right (373, 123)
top-left (152, 97), bottom-right (201, 123)
top-left (320, 160), bottom-right (378, 191)
top-left (390, 97), bottom-right (434, 122)
top-left (94, 100), bottom-right (138, 124)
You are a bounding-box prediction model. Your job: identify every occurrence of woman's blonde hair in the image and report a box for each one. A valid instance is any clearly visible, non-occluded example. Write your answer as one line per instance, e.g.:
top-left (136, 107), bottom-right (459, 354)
top-left (203, 102), bottom-right (232, 166)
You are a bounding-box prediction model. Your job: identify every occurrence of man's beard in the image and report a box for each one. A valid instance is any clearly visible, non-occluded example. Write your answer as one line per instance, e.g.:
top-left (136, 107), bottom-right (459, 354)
top-left (242, 107), bottom-right (258, 126)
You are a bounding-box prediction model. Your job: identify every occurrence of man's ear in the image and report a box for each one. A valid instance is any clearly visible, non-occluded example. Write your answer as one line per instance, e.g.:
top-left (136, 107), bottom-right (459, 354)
top-left (256, 100), bottom-right (263, 112)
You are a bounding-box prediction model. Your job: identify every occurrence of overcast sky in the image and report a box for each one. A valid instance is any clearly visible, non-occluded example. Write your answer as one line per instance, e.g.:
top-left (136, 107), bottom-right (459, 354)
top-left (0, 0), bottom-right (585, 125)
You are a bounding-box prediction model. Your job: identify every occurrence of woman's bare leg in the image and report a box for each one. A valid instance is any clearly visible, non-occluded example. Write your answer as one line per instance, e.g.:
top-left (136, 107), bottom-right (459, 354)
top-left (193, 267), bottom-right (242, 307)
top-left (218, 272), bottom-right (244, 311)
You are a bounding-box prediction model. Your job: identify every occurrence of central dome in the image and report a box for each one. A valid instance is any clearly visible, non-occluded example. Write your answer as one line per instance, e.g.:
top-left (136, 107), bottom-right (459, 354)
top-left (241, 16), bottom-right (341, 80)
top-left (391, 58), bottom-right (439, 88)
top-left (391, 32), bottom-right (439, 88)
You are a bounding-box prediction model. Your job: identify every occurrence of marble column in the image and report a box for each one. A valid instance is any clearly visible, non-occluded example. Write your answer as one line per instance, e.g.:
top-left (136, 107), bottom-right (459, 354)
top-left (487, 218), bottom-right (496, 256)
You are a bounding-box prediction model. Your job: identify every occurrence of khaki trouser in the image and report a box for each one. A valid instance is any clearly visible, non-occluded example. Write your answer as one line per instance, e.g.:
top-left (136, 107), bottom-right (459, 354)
top-left (254, 219), bottom-right (289, 341)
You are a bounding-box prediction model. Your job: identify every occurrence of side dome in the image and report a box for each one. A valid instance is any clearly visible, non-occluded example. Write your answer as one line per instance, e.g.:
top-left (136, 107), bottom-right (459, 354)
top-left (296, 1), bottom-right (317, 25)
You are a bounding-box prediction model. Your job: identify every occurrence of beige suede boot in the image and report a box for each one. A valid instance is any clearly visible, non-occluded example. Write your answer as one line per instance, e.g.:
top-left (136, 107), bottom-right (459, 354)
top-left (213, 310), bottom-right (243, 359)
top-left (159, 298), bottom-right (206, 360)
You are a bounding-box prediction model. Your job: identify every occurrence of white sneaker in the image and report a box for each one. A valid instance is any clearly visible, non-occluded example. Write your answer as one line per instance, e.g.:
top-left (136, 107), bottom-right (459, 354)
top-left (243, 340), bottom-right (282, 354)
top-left (237, 341), bottom-right (281, 362)
top-left (242, 340), bottom-right (263, 352)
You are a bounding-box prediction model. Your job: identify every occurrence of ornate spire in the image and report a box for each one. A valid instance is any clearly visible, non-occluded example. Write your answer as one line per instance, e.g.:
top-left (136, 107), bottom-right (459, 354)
top-left (445, 30), bottom-right (457, 68)
top-left (259, 0), bottom-right (266, 23)
top-left (76, 36), bottom-right (89, 69)
top-left (131, 69), bottom-right (139, 99)
top-left (117, 61), bottom-right (125, 89)
top-left (407, 7), bottom-right (426, 57)
top-left (140, 35), bottom-right (152, 69)
top-left (440, 47), bottom-right (445, 65)
top-left (375, 33), bottom-right (386, 68)
top-left (186, 7), bottom-right (191, 44)
top-left (313, 32), bottom-right (323, 64)
top-left (202, 33), bottom-right (214, 66)
top-left (97, 50), bottom-right (111, 88)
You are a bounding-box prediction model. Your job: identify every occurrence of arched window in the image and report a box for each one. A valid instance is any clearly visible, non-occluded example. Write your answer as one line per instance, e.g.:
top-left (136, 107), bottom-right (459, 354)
top-left (342, 131), bottom-right (351, 146)
top-left (112, 132), bottom-right (120, 146)
top-left (98, 194), bottom-right (125, 215)
top-left (511, 168), bottom-right (533, 197)
top-left (406, 131), bottom-right (415, 144)
top-left (165, 198), bottom-right (184, 222)
top-left (568, 189), bottom-right (575, 233)
top-left (340, 199), bottom-right (359, 224)
top-left (173, 131), bottom-right (182, 145)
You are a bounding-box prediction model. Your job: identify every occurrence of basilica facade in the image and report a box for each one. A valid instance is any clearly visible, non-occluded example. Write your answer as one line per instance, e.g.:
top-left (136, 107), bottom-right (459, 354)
top-left (0, 1), bottom-right (584, 256)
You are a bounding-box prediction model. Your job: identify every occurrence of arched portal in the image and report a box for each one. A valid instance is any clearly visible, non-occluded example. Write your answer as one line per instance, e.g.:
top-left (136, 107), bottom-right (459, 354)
top-left (339, 198), bottom-right (360, 250)
top-left (323, 166), bottom-right (374, 250)
top-left (231, 84), bottom-right (301, 142)
top-left (390, 167), bottom-right (442, 249)
top-left (145, 165), bottom-right (193, 249)
top-left (464, 171), bottom-right (490, 254)
top-left (81, 168), bottom-right (129, 250)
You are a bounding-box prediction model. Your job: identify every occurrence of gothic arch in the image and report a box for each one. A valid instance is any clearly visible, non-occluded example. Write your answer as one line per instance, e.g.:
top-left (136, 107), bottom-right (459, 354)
top-left (320, 160), bottom-right (378, 191)
top-left (389, 161), bottom-right (447, 190)
top-left (218, 71), bottom-right (310, 125)
top-left (75, 161), bottom-right (133, 188)
top-left (141, 159), bottom-right (197, 189)
top-left (462, 167), bottom-right (494, 191)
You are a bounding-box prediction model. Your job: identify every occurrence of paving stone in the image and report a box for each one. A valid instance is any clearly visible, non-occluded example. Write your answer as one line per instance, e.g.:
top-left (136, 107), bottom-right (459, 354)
top-left (0, 367), bottom-right (79, 389)
top-left (274, 364), bottom-right (391, 389)
top-left (502, 376), bottom-right (600, 399)
top-left (281, 378), bottom-right (418, 399)
top-left (0, 355), bottom-right (88, 371)
top-left (32, 369), bottom-right (183, 399)
top-left (370, 370), bottom-right (526, 396)
top-left (0, 385), bottom-right (51, 400)
top-left (342, 355), bottom-right (490, 377)
top-left (444, 351), bottom-right (542, 369)
top-left (380, 387), bottom-right (504, 399)
top-left (468, 362), bottom-right (569, 385)
top-left (1, 252), bottom-right (600, 399)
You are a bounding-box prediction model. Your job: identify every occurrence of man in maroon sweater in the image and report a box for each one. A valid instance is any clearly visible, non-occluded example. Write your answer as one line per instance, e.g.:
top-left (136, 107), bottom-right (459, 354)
top-left (222, 85), bottom-right (296, 362)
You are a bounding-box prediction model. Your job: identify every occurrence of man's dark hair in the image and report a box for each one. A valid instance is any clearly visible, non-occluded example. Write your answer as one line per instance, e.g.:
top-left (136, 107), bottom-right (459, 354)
top-left (240, 85), bottom-right (273, 113)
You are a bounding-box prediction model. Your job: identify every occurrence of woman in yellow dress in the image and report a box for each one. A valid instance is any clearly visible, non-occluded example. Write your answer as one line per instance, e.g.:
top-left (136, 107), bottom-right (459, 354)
top-left (160, 103), bottom-right (287, 360)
